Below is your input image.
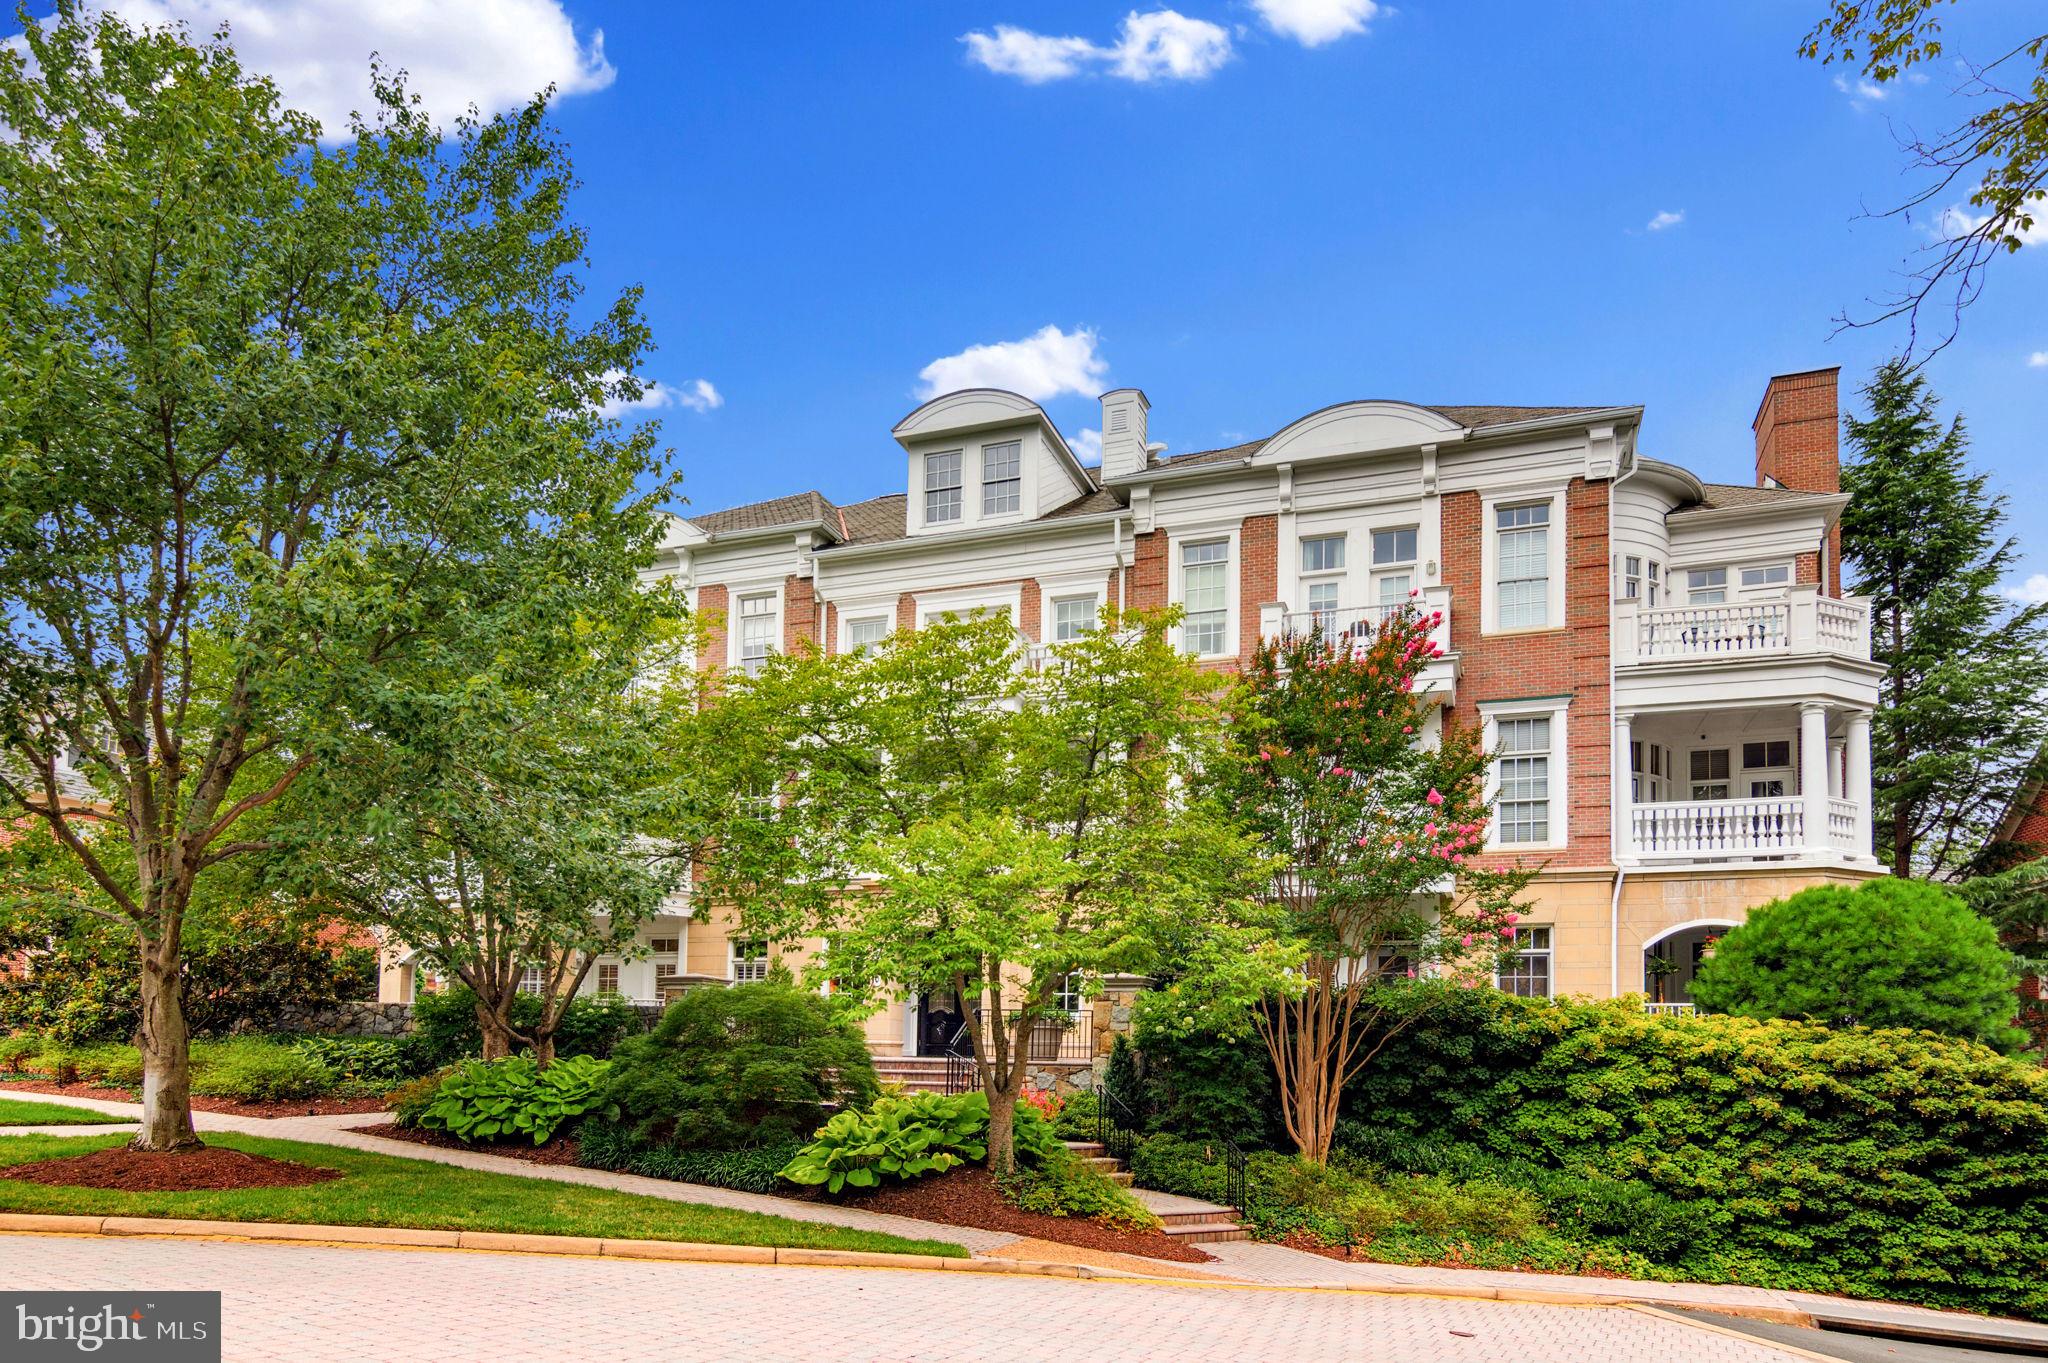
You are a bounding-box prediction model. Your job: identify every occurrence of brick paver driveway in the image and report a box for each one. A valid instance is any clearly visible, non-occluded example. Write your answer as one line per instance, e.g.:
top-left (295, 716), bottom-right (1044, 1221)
top-left (2, 1233), bottom-right (1815, 1362)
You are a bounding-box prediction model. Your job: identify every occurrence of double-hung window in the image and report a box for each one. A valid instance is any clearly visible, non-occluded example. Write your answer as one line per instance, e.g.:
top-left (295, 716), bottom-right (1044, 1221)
top-left (1621, 555), bottom-right (1643, 600)
top-left (1687, 568), bottom-right (1728, 605)
top-left (1496, 503), bottom-right (1551, 629)
top-left (845, 615), bottom-right (889, 654)
top-left (1052, 973), bottom-right (1084, 1016)
top-left (1299, 534), bottom-right (1345, 629)
top-left (729, 939), bottom-right (770, 984)
top-left (1371, 527), bottom-right (1418, 613)
top-left (1740, 563), bottom-right (1790, 592)
top-left (595, 963), bottom-right (620, 996)
top-left (737, 593), bottom-right (777, 676)
top-left (924, 451), bottom-right (963, 524)
top-left (1182, 540), bottom-right (1230, 655)
top-left (1495, 927), bottom-right (1553, 998)
top-left (980, 441), bottom-right (1021, 515)
top-left (1052, 595), bottom-right (1097, 641)
top-left (1741, 739), bottom-right (1792, 798)
top-left (517, 964), bottom-right (545, 996)
top-left (1496, 717), bottom-right (1553, 844)
top-left (1689, 748), bottom-right (1730, 800)
top-left (1647, 560), bottom-right (1663, 607)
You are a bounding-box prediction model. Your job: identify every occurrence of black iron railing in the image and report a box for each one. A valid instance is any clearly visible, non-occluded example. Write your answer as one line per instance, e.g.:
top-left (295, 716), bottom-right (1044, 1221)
top-left (942, 1051), bottom-right (978, 1095)
top-left (1094, 1084), bottom-right (1142, 1164)
top-left (1221, 1138), bottom-right (1249, 1214)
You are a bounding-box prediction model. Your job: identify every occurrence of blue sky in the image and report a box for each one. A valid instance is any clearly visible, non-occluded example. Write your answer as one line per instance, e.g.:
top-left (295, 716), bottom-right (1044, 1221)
top-left (27, 2), bottom-right (2048, 597)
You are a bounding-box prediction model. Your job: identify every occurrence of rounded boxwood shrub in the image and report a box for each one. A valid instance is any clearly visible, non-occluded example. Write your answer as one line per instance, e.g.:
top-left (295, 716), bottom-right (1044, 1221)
top-left (604, 981), bottom-right (879, 1150)
top-left (1692, 878), bottom-right (2024, 1050)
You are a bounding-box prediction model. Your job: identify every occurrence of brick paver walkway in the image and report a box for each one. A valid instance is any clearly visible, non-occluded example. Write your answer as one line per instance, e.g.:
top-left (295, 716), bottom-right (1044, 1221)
top-left (0, 1233), bottom-right (1813, 1363)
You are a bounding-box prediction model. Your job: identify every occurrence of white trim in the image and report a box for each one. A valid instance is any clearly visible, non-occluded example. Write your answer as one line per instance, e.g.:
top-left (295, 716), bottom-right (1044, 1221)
top-left (725, 580), bottom-right (785, 674)
top-left (1038, 571), bottom-right (1107, 642)
top-left (1480, 484), bottom-right (1568, 636)
top-left (1640, 917), bottom-right (1741, 951)
top-left (831, 591), bottom-right (898, 654)
top-left (913, 582), bottom-right (1023, 626)
top-left (1167, 523), bottom-right (1241, 659)
top-left (1481, 696), bottom-right (1572, 852)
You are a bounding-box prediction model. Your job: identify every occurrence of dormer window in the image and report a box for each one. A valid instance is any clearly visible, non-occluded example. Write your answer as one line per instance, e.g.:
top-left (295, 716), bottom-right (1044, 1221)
top-left (982, 441), bottom-right (1021, 515)
top-left (924, 451), bottom-right (963, 524)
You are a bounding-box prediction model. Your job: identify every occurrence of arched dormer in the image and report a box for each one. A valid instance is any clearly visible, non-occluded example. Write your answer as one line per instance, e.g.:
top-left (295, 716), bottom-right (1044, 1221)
top-left (1251, 400), bottom-right (1468, 466)
top-left (891, 389), bottom-right (1095, 537)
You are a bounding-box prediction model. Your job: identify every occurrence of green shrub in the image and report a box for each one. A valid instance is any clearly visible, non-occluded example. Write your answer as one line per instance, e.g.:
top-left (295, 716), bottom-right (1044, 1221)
top-left (387, 1068), bottom-right (453, 1129)
top-left (68, 1042), bottom-right (143, 1087)
top-left (292, 1036), bottom-right (412, 1087)
top-left (1693, 878), bottom-right (2024, 1050)
top-left (405, 986), bottom-right (650, 1070)
top-left (997, 1149), bottom-right (1159, 1232)
top-left (577, 1120), bottom-right (801, 1194)
top-left (605, 982), bottom-right (878, 1150)
top-left (419, 1055), bottom-right (616, 1145)
top-left (190, 1038), bottom-right (337, 1101)
top-left (1052, 1088), bottom-right (1099, 1141)
top-left (1131, 994), bottom-right (1274, 1144)
top-left (1345, 983), bottom-right (2048, 1319)
top-left (1128, 1132), bottom-right (1231, 1205)
top-left (779, 1090), bottom-right (1056, 1195)
top-left (0, 1033), bottom-right (42, 1073)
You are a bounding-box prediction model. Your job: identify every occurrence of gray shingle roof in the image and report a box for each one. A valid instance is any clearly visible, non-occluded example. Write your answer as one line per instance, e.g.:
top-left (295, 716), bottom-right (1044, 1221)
top-left (687, 490), bottom-right (833, 536)
top-left (1158, 405), bottom-right (1617, 470)
top-left (1672, 482), bottom-right (1838, 516)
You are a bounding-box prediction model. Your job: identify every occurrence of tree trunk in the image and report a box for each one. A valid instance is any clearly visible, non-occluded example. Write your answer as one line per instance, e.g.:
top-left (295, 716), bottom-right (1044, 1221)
top-left (530, 1033), bottom-right (556, 1068)
top-left (986, 1090), bottom-right (1017, 1174)
top-left (475, 994), bottom-right (516, 1061)
top-left (132, 935), bottom-right (201, 1152)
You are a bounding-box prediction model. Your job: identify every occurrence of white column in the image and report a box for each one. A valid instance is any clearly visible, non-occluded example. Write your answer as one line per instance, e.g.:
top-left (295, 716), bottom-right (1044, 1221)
top-left (1799, 702), bottom-right (1830, 856)
top-left (1845, 709), bottom-right (1873, 861)
top-left (1827, 740), bottom-right (1845, 798)
top-left (1613, 711), bottom-right (1635, 863)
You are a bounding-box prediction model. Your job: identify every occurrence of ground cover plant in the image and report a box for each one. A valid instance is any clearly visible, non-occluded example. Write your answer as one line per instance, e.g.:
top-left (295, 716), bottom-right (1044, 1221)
top-left (777, 1091), bottom-right (1054, 1195)
top-left (0, 1097), bottom-right (122, 1126)
top-left (1, 1034), bottom-right (411, 1104)
top-left (418, 1056), bottom-right (616, 1146)
top-left (0, 1130), bottom-right (965, 1256)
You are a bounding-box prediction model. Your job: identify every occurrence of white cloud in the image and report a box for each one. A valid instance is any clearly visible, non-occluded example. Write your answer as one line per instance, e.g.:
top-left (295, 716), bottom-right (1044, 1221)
top-left (1067, 427), bottom-right (1103, 464)
top-left (1252, 0), bottom-right (1379, 47)
top-left (2005, 574), bottom-right (2048, 606)
top-left (962, 9), bottom-right (1230, 84)
top-left (2029, 352), bottom-right (2048, 369)
top-left (1833, 73), bottom-right (1890, 105)
top-left (960, 26), bottom-right (1099, 83)
top-left (1934, 202), bottom-right (2048, 247)
top-left (598, 371), bottom-right (720, 420)
top-left (1646, 209), bottom-right (1685, 232)
top-left (60, 1), bottom-right (613, 140)
top-left (916, 325), bottom-right (1108, 402)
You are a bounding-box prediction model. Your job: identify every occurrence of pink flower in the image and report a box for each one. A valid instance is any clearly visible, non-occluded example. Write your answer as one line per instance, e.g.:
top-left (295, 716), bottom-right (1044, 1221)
top-left (1460, 934), bottom-right (1473, 947)
top-left (1450, 854), bottom-right (1464, 866)
top-left (1505, 912), bottom-right (1519, 924)
top-left (1500, 926), bottom-right (1515, 939)
top-left (1402, 724), bottom-right (1413, 734)
top-left (1424, 822), bottom-right (1438, 838)
top-left (1409, 588), bottom-right (1420, 598)
top-left (1426, 788), bottom-right (1444, 806)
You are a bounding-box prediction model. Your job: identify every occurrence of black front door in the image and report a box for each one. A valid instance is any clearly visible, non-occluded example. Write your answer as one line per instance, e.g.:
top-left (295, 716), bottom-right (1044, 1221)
top-left (917, 991), bottom-right (974, 1057)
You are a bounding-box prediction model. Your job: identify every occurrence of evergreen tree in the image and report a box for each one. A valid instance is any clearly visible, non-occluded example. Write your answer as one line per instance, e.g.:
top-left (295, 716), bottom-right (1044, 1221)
top-left (1840, 360), bottom-right (2048, 879)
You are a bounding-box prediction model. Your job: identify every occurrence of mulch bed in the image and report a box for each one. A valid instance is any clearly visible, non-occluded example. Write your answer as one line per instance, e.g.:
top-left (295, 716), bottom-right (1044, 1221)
top-left (0, 1078), bottom-right (388, 1120)
top-left (821, 1167), bottom-right (1214, 1264)
top-left (0, 1145), bottom-right (344, 1193)
top-left (347, 1122), bottom-right (583, 1167)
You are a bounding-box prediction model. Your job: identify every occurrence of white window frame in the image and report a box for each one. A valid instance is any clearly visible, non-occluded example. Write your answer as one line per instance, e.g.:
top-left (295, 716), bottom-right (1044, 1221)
top-left (1619, 554), bottom-right (1643, 601)
top-left (1170, 525), bottom-right (1240, 658)
top-left (1369, 526), bottom-right (1419, 612)
top-left (914, 583), bottom-right (1023, 629)
top-left (1689, 746), bottom-right (1731, 801)
top-left (844, 614), bottom-right (891, 653)
top-left (1298, 533), bottom-right (1347, 628)
top-left (1495, 926), bottom-right (1553, 998)
top-left (1686, 567), bottom-right (1729, 605)
top-left (1051, 594), bottom-right (1098, 642)
top-left (729, 938), bottom-right (770, 984)
top-left (732, 588), bottom-right (781, 676)
top-left (980, 440), bottom-right (1022, 517)
top-left (1481, 697), bottom-right (1571, 852)
top-left (1481, 486), bottom-right (1567, 635)
top-left (1738, 562), bottom-right (1792, 594)
top-left (595, 962), bottom-right (620, 996)
top-left (923, 450), bottom-right (964, 525)
top-left (832, 594), bottom-right (897, 655)
top-left (517, 964), bottom-right (545, 996)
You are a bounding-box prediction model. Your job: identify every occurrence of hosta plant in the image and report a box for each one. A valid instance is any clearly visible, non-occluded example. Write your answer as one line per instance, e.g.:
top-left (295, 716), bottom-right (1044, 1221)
top-left (419, 1054), bottom-right (618, 1145)
top-left (779, 1090), bottom-right (1058, 1194)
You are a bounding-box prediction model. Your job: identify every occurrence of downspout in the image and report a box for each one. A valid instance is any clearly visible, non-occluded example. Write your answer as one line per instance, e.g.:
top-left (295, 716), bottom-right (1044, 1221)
top-left (1113, 517), bottom-right (1127, 612)
top-left (1608, 442), bottom-right (1643, 998)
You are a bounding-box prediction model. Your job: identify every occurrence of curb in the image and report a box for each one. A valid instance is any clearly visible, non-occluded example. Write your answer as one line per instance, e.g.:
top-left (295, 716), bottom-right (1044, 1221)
top-left (0, 1213), bottom-right (1095, 1278)
top-left (1626, 1305), bottom-right (1844, 1362)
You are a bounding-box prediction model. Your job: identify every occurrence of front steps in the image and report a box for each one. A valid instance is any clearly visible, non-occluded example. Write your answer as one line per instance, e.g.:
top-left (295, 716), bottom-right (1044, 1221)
top-left (1064, 1140), bottom-right (1247, 1242)
top-left (871, 1056), bottom-right (958, 1094)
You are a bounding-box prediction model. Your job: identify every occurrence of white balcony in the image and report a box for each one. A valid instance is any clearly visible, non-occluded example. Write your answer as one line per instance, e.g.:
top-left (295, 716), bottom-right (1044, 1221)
top-left (1258, 585), bottom-right (1457, 696)
top-left (1616, 586), bottom-right (1871, 666)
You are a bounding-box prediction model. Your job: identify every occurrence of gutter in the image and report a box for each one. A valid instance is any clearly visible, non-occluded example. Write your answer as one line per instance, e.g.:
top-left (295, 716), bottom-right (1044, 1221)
top-left (812, 508), bottom-right (1130, 563)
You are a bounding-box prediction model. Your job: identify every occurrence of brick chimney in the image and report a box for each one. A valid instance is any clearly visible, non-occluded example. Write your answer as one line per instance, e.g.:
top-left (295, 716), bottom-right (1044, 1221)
top-left (1751, 367), bottom-right (1842, 595)
top-left (1098, 388), bottom-right (1151, 481)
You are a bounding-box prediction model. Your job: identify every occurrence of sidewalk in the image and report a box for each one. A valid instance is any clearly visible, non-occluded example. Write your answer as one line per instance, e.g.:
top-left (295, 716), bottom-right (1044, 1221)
top-left (4, 1086), bottom-right (2045, 1353)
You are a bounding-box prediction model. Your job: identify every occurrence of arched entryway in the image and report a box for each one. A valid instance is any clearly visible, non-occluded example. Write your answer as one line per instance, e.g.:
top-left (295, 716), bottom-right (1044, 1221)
top-left (1642, 919), bottom-right (1738, 1008)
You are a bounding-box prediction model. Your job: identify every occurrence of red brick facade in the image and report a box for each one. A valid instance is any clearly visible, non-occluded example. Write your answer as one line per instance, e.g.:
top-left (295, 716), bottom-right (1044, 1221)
top-left (1753, 368), bottom-right (1842, 596)
top-left (1128, 529), bottom-right (1168, 611)
top-left (1442, 478), bottom-right (1613, 869)
top-left (1238, 514), bottom-right (1278, 659)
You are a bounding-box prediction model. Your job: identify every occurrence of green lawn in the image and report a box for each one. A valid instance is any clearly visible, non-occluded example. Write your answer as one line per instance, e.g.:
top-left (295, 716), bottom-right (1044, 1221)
top-left (0, 1132), bottom-right (966, 1257)
top-left (0, 1097), bottom-right (129, 1126)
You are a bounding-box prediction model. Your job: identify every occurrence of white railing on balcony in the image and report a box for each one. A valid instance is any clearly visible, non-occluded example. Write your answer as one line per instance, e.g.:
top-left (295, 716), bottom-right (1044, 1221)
top-left (1263, 585), bottom-right (1453, 661)
top-left (1826, 798), bottom-right (1859, 853)
top-left (1641, 1002), bottom-right (1697, 1017)
top-left (1617, 589), bottom-right (1871, 665)
top-left (1630, 796), bottom-right (1807, 857)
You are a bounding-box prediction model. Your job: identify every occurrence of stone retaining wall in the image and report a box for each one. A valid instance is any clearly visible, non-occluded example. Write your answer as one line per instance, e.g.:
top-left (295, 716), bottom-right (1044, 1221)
top-left (241, 1000), bottom-right (415, 1037)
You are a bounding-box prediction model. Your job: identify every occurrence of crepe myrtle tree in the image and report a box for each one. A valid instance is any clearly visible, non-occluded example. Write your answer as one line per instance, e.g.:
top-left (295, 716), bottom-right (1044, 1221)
top-left (0, 9), bottom-right (672, 1148)
top-left (265, 614), bottom-right (695, 1065)
top-left (688, 608), bottom-right (1275, 1172)
top-left (1159, 605), bottom-right (1537, 1165)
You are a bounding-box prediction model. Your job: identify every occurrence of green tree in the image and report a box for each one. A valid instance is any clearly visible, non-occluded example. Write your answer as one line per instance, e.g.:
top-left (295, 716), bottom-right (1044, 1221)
top-left (689, 610), bottom-right (1274, 1172)
top-left (1177, 613), bottom-right (1535, 1164)
top-left (265, 611), bottom-right (692, 1064)
top-left (1959, 856), bottom-right (2048, 1054)
top-left (1692, 878), bottom-right (2023, 1050)
top-left (1840, 361), bottom-right (2048, 878)
top-left (1802, 3), bottom-right (2045, 350)
top-left (0, 8), bottom-right (669, 1148)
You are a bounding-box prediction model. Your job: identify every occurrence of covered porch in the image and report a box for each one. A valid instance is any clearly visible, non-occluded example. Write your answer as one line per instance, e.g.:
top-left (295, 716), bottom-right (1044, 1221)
top-left (1615, 701), bottom-right (1874, 864)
